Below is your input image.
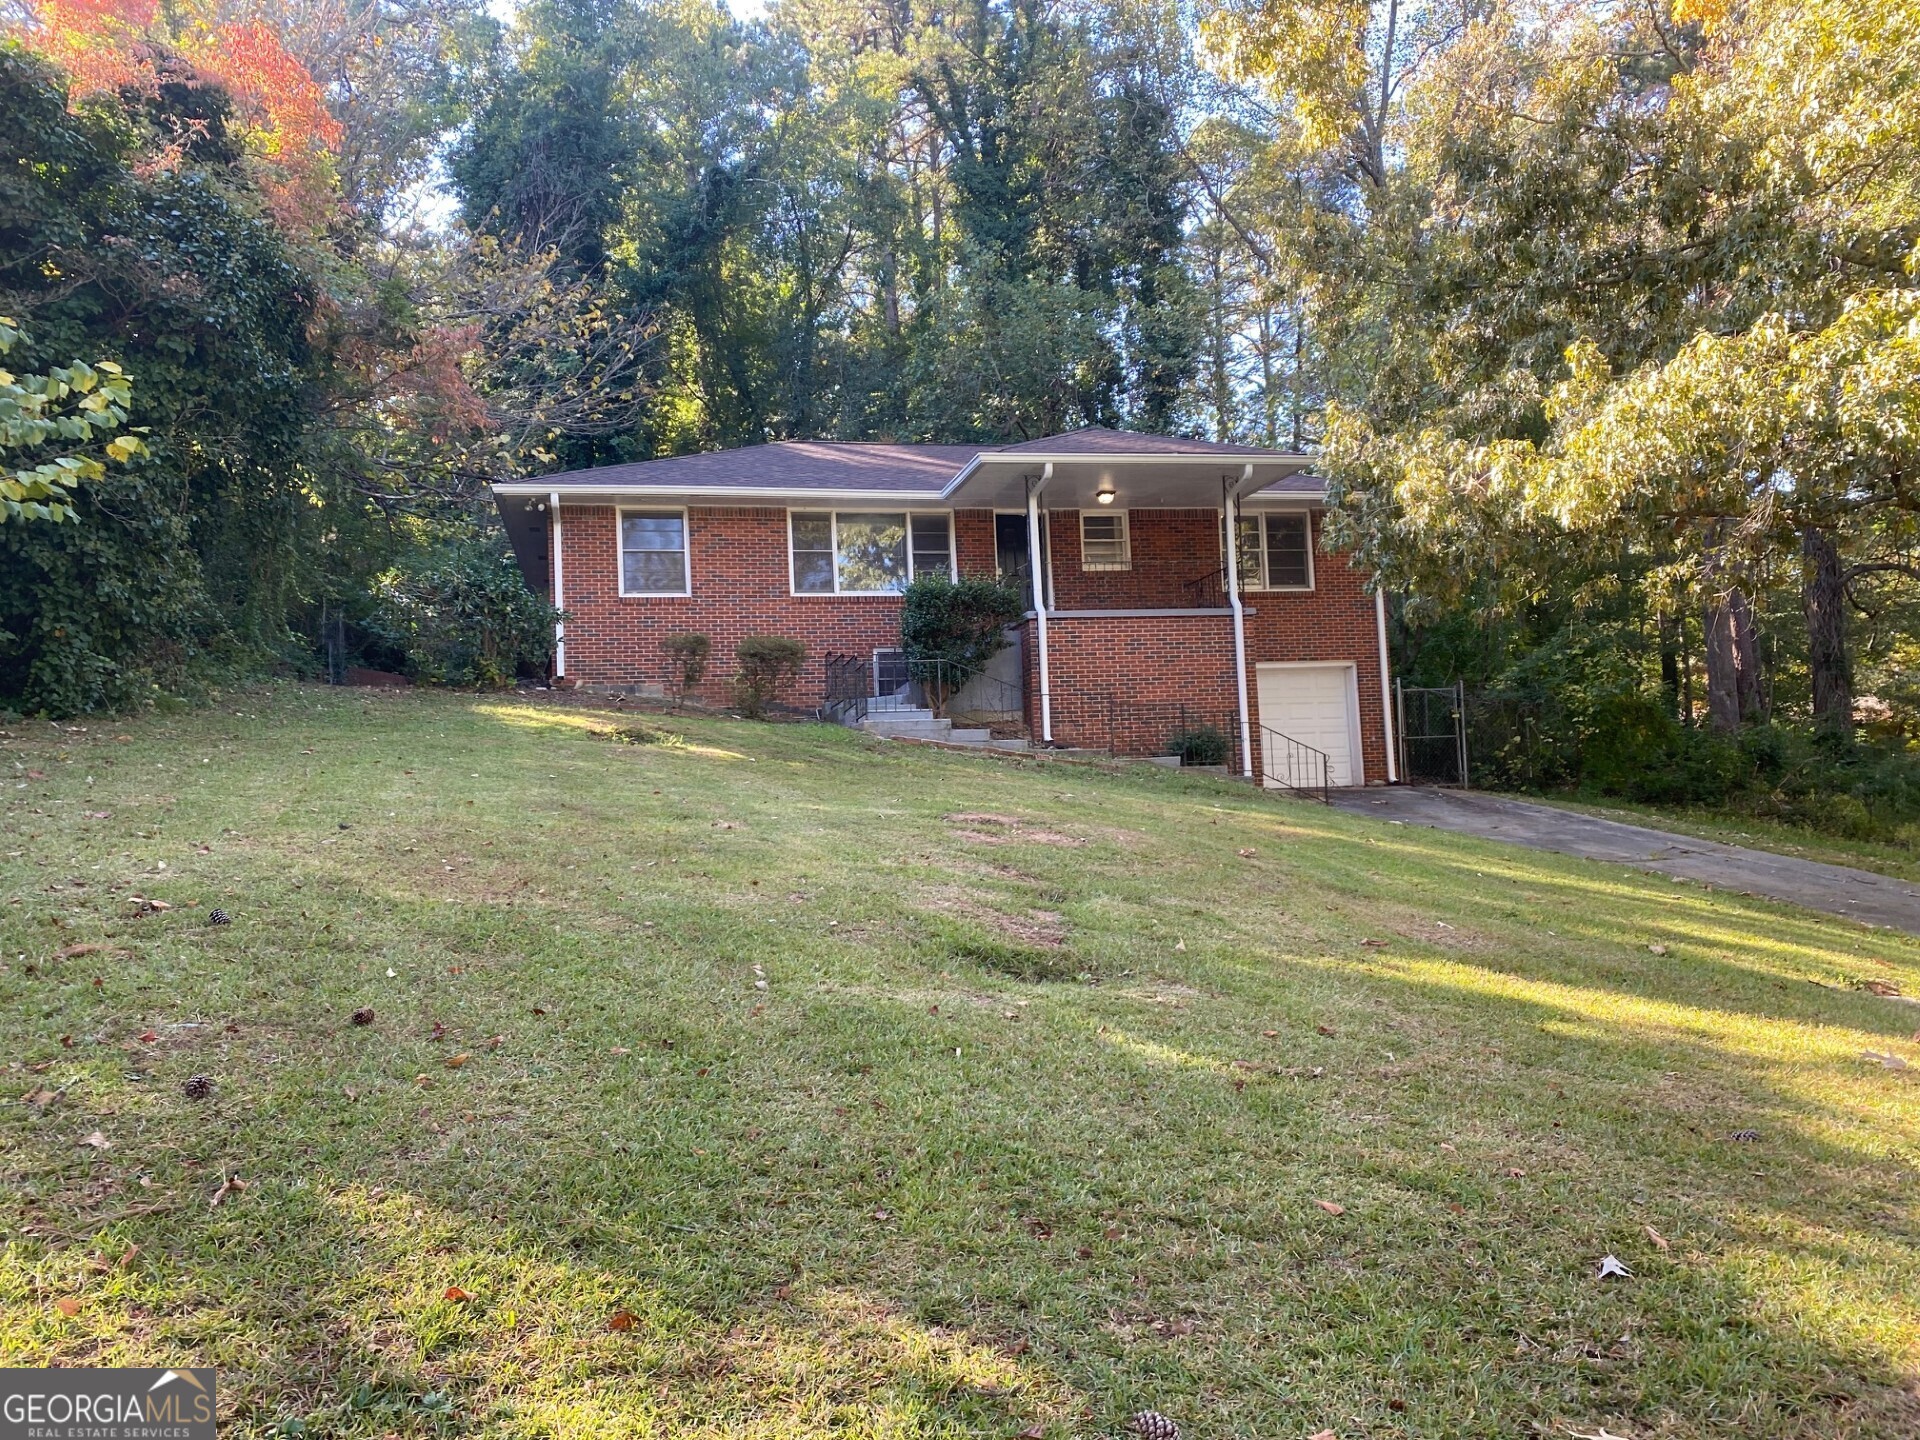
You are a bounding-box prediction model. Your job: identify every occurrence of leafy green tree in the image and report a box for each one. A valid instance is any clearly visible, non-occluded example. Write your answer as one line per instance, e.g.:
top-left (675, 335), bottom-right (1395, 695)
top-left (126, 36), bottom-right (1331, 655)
top-left (0, 317), bottom-right (145, 524)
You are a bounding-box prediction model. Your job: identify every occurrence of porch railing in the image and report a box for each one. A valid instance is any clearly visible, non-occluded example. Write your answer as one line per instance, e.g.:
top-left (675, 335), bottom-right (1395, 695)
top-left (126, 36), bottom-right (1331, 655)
top-left (821, 651), bottom-right (1027, 733)
top-left (1181, 564), bottom-right (1229, 609)
top-left (1259, 724), bottom-right (1332, 803)
top-left (822, 652), bottom-right (871, 724)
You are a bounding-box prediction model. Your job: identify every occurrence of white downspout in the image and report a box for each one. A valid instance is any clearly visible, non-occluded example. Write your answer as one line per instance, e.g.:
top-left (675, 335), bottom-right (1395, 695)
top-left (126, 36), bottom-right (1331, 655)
top-left (1225, 464), bottom-right (1255, 779)
top-left (1376, 588), bottom-right (1398, 782)
top-left (549, 490), bottom-right (566, 682)
top-left (1027, 465), bottom-right (1054, 744)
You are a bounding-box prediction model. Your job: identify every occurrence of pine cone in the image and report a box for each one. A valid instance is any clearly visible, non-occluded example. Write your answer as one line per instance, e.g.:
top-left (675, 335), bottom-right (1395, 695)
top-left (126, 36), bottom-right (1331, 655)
top-left (350, 1006), bottom-right (376, 1026)
top-left (1126, 1413), bottom-right (1180, 1440)
top-left (181, 1074), bottom-right (214, 1100)
top-left (206, 908), bottom-right (232, 926)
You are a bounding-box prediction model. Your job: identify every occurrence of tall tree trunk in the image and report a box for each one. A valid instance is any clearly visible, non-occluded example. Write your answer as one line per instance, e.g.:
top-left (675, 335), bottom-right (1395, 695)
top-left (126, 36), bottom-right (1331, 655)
top-left (1729, 588), bottom-right (1766, 722)
top-left (1802, 524), bottom-right (1852, 733)
top-left (1703, 596), bottom-right (1741, 732)
top-left (1659, 613), bottom-right (1683, 722)
top-left (1703, 586), bottom-right (1765, 731)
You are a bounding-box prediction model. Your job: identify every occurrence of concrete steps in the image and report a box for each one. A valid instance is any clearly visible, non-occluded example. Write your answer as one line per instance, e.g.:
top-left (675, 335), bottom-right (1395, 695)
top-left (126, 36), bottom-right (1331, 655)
top-left (852, 706), bottom-right (1023, 751)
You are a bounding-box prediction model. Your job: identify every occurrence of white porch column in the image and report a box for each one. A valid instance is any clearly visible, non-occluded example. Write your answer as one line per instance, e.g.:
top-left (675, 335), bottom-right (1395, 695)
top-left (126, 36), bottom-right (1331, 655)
top-left (1377, 589), bottom-right (1398, 782)
top-left (1224, 464), bottom-right (1255, 779)
top-left (549, 490), bottom-right (566, 680)
top-left (1027, 464), bottom-right (1054, 744)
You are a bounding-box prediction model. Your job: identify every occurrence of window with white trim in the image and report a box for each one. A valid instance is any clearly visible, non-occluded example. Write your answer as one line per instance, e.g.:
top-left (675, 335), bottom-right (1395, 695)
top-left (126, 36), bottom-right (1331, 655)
top-left (1235, 511), bottom-right (1313, 590)
top-left (790, 511), bottom-right (953, 595)
top-left (619, 509), bottom-right (689, 595)
top-left (1079, 510), bottom-right (1131, 570)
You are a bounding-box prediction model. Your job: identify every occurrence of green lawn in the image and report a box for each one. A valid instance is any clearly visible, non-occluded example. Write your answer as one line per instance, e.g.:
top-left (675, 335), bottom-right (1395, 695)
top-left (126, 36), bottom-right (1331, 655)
top-left (3, 686), bottom-right (1917, 1439)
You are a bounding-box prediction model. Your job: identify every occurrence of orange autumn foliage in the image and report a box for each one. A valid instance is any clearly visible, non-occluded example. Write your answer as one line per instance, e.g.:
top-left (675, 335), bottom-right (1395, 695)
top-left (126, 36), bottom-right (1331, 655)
top-left (12, 0), bottom-right (342, 230)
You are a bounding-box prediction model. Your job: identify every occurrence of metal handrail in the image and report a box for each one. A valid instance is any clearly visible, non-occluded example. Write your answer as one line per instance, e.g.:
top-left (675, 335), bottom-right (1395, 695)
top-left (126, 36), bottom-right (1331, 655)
top-left (1181, 564), bottom-right (1229, 608)
top-left (821, 652), bottom-right (870, 724)
top-left (902, 656), bottom-right (1025, 726)
top-left (1259, 724), bottom-right (1332, 803)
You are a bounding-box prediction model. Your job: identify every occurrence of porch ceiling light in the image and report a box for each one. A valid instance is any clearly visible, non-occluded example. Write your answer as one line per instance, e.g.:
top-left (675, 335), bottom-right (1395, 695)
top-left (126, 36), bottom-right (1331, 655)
top-left (1095, 482), bottom-right (1117, 505)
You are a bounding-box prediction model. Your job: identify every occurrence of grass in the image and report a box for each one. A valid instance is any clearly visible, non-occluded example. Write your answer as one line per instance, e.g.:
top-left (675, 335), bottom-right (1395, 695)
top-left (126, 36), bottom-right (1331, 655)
top-left (1523, 794), bottom-right (1920, 886)
top-left (2, 684), bottom-right (1917, 1439)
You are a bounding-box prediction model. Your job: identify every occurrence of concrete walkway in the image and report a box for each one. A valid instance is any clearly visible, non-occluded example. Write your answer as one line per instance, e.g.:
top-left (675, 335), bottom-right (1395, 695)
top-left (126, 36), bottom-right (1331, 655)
top-left (1330, 786), bottom-right (1920, 935)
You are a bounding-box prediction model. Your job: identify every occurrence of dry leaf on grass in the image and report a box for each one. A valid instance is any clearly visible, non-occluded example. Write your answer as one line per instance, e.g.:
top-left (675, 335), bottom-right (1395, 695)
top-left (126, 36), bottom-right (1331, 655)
top-left (55, 1297), bottom-right (81, 1317)
top-left (444, 1053), bottom-right (470, 1069)
top-left (1315, 1199), bottom-right (1346, 1216)
top-left (607, 1309), bottom-right (637, 1331)
top-left (443, 1286), bottom-right (473, 1303)
top-left (77, 1131), bottom-right (111, 1150)
top-left (1644, 1225), bottom-right (1670, 1252)
top-left (209, 1175), bottom-right (246, 1207)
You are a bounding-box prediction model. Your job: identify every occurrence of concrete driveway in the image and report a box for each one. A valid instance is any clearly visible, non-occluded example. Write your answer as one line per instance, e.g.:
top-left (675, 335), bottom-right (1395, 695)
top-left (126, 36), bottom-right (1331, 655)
top-left (1331, 786), bottom-right (1920, 935)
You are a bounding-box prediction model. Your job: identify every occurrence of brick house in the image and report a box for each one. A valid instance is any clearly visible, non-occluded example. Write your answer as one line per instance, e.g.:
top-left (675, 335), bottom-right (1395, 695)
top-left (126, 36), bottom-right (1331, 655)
top-left (493, 428), bottom-right (1398, 788)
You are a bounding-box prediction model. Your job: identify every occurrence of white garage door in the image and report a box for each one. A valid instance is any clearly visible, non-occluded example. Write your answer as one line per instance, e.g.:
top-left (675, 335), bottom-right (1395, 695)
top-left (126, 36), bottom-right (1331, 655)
top-left (1256, 664), bottom-right (1360, 788)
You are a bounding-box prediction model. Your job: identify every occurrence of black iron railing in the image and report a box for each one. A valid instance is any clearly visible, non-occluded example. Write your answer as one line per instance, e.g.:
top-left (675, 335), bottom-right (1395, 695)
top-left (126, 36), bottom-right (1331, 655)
top-left (822, 652), bottom-right (1027, 734)
top-left (1181, 565), bottom-right (1229, 609)
top-left (904, 657), bottom-right (1025, 726)
top-left (822, 652), bottom-right (871, 724)
top-left (1259, 725), bottom-right (1332, 803)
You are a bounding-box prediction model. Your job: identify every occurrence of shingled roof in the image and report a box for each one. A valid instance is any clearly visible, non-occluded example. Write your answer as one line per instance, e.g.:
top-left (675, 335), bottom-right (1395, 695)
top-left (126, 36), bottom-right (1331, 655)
top-left (497, 428), bottom-right (1307, 496)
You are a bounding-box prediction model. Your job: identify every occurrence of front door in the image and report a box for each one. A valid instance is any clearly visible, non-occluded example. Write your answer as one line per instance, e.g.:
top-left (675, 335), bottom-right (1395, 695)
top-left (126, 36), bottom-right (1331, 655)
top-left (995, 512), bottom-right (1051, 605)
top-left (1256, 663), bottom-right (1361, 787)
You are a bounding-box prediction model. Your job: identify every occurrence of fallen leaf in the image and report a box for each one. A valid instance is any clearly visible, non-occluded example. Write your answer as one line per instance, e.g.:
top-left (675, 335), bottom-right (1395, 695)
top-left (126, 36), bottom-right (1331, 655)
top-left (1261, 1029), bottom-right (1277, 1038)
top-left (1861, 979), bottom-right (1902, 997)
top-left (608, 1309), bottom-right (637, 1331)
top-left (1316, 1024), bottom-right (1336, 1037)
top-left (1018, 1427), bottom-right (1046, 1439)
top-left (117, 1243), bottom-right (139, 1269)
top-left (443, 1053), bottom-right (470, 1069)
top-left (1308, 1431), bottom-right (1337, 1440)
top-left (1596, 1254), bottom-right (1632, 1279)
top-left (1237, 847), bottom-right (1257, 858)
top-left (1315, 1199), bottom-right (1346, 1216)
top-left (1359, 937), bottom-right (1389, 947)
top-left (443, 1286), bottom-right (473, 1303)
top-left (1862, 1049), bottom-right (1911, 1071)
top-left (1648, 943), bottom-right (1668, 955)
top-left (78, 1130), bottom-right (111, 1150)
top-left (1644, 1224), bottom-right (1670, 1252)
top-left (209, 1175), bottom-right (246, 1207)
top-left (25, 768), bottom-right (45, 780)
top-left (22, 1087), bottom-right (59, 1109)
top-left (608, 1047), bottom-right (631, 1057)
top-left (55, 1297), bottom-right (81, 1317)
top-left (137, 1029), bottom-right (157, 1043)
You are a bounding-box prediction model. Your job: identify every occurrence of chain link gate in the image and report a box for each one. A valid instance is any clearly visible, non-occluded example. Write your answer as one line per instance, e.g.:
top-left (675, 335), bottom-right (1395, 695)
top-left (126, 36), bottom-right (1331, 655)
top-left (1396, 679), bottom-right (1468, 786)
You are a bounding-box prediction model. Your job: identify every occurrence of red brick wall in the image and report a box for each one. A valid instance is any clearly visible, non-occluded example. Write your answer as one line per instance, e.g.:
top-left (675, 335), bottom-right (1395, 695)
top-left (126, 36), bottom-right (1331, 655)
top-left (1046, 508), bottom-right (1223, 610)
top-left (554, 504), bottom-right (1389, 780)
top-left (556, 504), bottom-right (905, 707)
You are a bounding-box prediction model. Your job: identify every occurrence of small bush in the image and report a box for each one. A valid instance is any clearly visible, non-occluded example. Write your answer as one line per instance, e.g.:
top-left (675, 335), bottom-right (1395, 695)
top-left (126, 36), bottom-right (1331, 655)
top-left (662, 633), bottom-right (710, 702)
top-left (732, 634), bottom-right (805, 718)
top-left (1167, 725), bottom-right (1231, 767)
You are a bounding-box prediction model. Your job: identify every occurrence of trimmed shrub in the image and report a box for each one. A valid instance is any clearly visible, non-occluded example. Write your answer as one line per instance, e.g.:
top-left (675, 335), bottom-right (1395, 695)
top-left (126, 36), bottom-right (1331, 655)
top-left (662, 632), bottom-right (710, 703)
top-left (732, 634), bottom-right (805, 718)
top-left (1167, 725), bottom-right (1231, 767)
